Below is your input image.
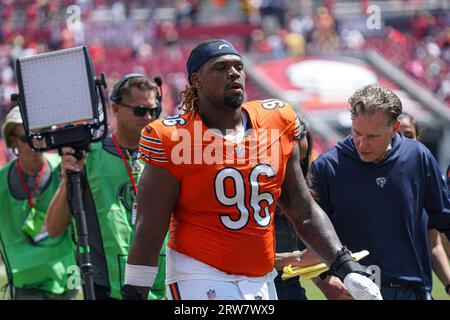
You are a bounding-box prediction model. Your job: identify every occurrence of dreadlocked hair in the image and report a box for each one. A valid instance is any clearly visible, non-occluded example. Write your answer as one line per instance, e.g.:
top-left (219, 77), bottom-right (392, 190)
top-left (178, 84), bottom-right (199, 114)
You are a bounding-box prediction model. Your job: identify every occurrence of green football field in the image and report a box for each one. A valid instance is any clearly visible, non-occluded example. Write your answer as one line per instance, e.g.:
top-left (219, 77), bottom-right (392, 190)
top-left (0, 262), bottom-right (448, 300)
top-left (300, 273), bottom-right (450, 300)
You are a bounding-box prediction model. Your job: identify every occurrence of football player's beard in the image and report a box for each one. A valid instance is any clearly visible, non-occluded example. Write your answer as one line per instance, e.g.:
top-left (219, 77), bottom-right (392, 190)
top-left (224, 92), bottom-right (244, 110)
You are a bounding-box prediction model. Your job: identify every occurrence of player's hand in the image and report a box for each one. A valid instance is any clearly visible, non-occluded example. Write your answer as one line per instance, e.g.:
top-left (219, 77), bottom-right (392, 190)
top-left (343, 272), bottom-right (383, 300)
top-left (60, 147), bottom-right (86, 180)
top-left (282, 251), bottom-right (303, 268)
top-left (313, 275), bottom-right (353, 300)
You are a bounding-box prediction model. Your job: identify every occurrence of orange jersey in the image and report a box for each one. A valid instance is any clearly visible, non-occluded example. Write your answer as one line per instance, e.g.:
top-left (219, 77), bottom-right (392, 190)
top-left (139, 99), bottom-right (302, 276)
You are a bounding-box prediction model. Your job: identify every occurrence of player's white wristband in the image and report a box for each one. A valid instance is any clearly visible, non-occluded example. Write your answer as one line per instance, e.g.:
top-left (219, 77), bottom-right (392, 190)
top-left (124, 264), bottom-right (158, 287)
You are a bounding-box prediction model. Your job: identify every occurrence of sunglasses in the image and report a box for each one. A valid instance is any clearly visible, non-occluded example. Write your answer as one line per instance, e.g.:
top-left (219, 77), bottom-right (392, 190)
top-left (119, 103), bottom-right (161, 118)
top-left (12, 134), bottom-right (28, 143)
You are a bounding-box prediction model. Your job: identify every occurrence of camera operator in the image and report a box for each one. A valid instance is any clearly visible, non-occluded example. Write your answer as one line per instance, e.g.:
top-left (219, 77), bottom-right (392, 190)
top-left (45, 74), bottom-right (167, 300)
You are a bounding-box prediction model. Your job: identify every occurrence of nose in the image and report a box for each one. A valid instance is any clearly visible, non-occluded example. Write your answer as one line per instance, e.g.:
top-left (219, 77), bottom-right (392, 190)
top-left (356, 137), bottom-right (369, 152)
top-left (144, 112), bottom-right (153, 121)
top-left (227, 66), bottom-right (240, 79)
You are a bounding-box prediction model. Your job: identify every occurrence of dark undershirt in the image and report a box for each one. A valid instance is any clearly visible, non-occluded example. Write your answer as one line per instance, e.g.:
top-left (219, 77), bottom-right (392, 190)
top-left (9, 159), bottom-right (52, 201)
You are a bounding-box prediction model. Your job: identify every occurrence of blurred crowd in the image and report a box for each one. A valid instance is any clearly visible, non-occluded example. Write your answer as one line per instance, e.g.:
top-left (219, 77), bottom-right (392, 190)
top-left (408, 13), bottom-right (450, 104)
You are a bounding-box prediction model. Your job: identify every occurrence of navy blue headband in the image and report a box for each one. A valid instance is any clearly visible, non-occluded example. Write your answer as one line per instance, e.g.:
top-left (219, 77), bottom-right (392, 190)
top-left (187, 39), bottom-right (241, 82)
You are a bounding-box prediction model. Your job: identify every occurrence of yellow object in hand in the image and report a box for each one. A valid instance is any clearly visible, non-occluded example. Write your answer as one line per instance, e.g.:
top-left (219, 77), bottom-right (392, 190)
top-left (282, 250), bottom-right (369, 280)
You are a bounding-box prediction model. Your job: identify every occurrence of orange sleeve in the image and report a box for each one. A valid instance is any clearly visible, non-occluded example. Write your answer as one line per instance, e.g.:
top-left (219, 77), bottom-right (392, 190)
top-left (273, 101), bottom-right (304, 142)
top-left (138, 125), bottom-right (169, 168)
top-left (292, 112), bottom-right (305, 140)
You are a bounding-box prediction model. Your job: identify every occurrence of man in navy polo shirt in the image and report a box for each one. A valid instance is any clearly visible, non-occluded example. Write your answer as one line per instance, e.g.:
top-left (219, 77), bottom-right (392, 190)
top-left (310, 84), bottom-right (450, 300)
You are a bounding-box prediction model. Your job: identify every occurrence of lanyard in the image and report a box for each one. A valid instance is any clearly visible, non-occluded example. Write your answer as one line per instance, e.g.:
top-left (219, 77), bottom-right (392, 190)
top-left (111, 133), bottom-right (138, 195)
top-left (16, 159), bottom-right (47, 209)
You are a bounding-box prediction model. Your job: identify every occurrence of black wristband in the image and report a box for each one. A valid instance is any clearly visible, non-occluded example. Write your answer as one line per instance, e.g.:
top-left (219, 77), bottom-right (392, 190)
top-left (329, 246), bottom-right (367, 282)
top-left (121, 284), bottom-right (144, 300)
top-left (446, 284), bottom-right (450, 295)
top-left (319, 270), bottom-right (332, 280)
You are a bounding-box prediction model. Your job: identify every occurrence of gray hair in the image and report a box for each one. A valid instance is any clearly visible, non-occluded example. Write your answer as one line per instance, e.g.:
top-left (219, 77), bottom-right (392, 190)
top-left (349, 84), bottom-right (402, 125)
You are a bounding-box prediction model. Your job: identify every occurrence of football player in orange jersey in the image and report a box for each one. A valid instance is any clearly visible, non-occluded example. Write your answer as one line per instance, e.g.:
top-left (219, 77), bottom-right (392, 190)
top-left (123, 39), bottom-right (382, 300)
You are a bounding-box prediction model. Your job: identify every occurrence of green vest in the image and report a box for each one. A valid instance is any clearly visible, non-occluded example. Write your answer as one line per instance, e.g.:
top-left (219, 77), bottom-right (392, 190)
top-left (0, 154), bottom-right (77, 295)
top-left (84, 141), bottom-right (167, 300)
top-left (148, 233), bottom-right (168, 300)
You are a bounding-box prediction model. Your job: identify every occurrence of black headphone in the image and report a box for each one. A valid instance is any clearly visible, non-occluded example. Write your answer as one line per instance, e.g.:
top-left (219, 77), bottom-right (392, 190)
top-left (109, 73), bottom-right (163, 118)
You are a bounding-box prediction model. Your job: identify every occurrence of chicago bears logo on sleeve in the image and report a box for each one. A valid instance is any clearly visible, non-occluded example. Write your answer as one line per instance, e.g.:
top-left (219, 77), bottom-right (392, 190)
top-left (293, 114), bottom-right (306, 140)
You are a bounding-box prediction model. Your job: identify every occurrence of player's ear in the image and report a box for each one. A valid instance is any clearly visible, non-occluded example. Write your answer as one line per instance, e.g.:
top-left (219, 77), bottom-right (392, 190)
top-left (191, 72), bottom-right (202, 89)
